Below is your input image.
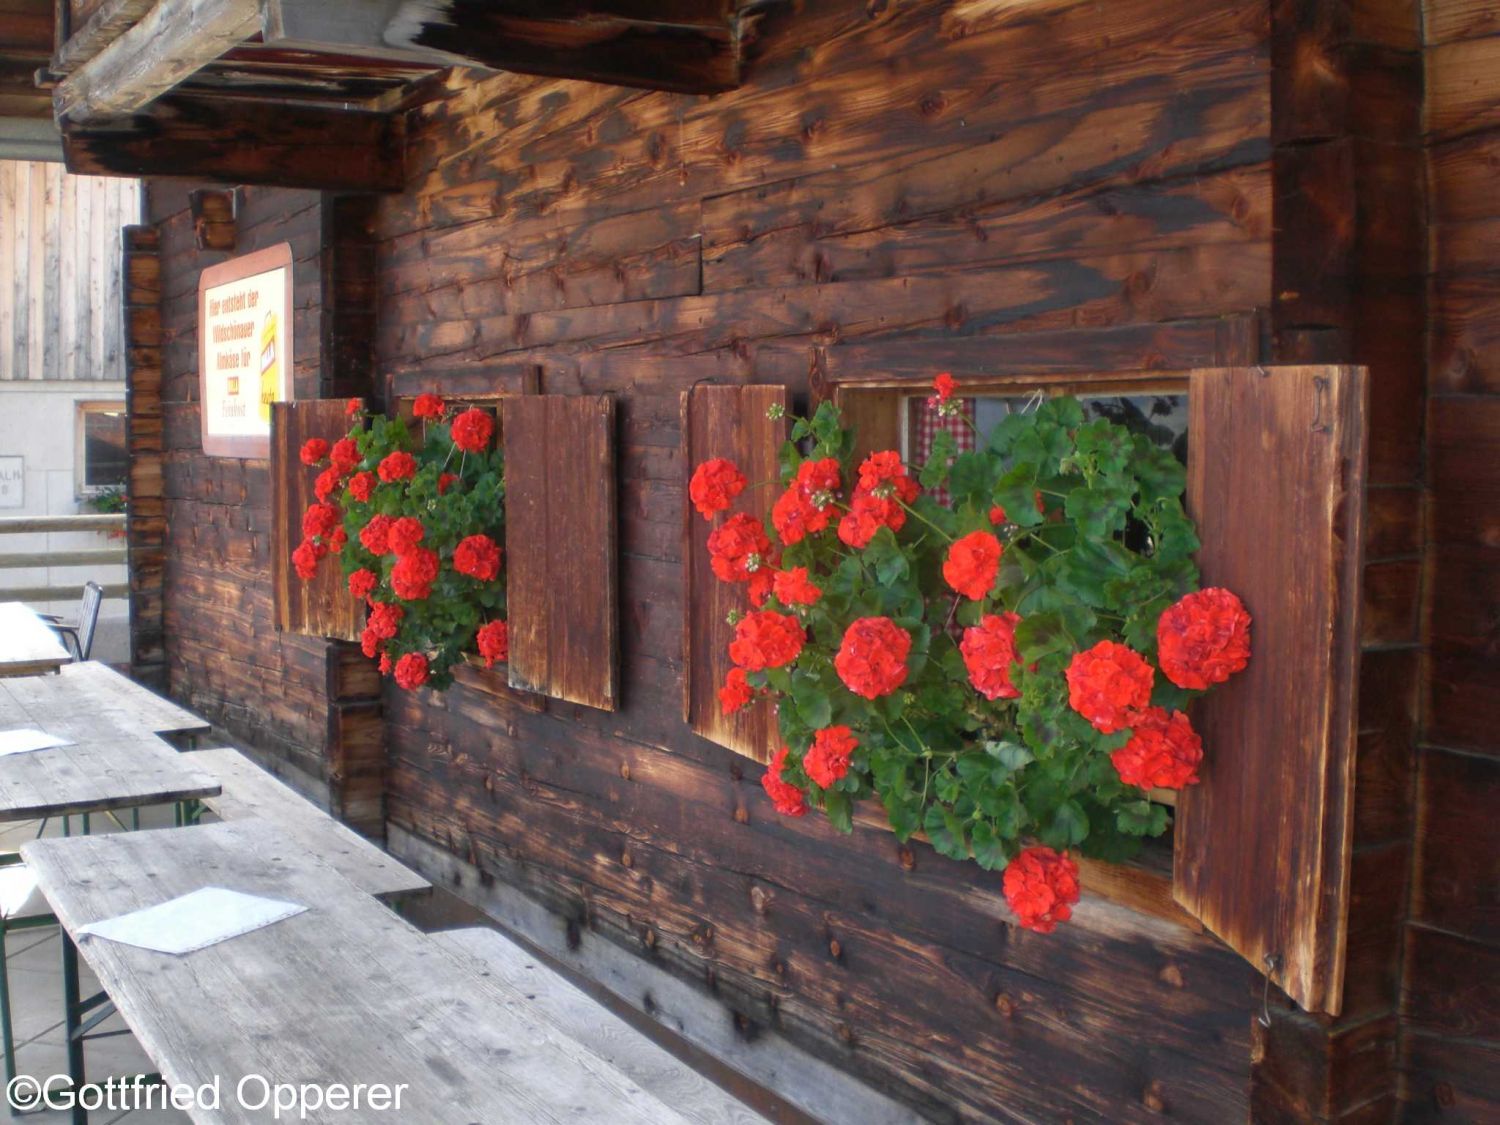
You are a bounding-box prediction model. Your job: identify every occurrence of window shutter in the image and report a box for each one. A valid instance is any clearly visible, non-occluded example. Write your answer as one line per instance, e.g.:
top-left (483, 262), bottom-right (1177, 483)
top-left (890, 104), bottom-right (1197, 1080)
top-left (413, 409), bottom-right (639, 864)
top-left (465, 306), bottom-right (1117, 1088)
top-left (1174, 365), bottom-right (1368, 1016)
top-left (271, 400), bottom-right (362, 642)
top-left (682, 384), bottom-right (789, 764)
top-left (502, 394), bottom-right (618, 711)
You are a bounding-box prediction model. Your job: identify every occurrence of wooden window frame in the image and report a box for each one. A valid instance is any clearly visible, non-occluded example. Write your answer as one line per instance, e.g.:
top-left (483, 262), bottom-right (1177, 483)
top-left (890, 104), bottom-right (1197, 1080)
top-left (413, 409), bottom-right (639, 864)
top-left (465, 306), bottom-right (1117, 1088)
top-left (74, 399), bottom-right (128, 496)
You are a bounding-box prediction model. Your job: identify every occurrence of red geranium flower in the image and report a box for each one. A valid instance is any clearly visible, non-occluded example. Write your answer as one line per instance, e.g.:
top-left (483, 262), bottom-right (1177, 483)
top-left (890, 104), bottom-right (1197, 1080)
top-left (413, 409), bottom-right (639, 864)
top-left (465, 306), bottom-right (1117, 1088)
top-left (930, 372), bottom-right (957, 404)
top-left (360, 626), bottom-right (381, 659)
top-left (391, 547), bottom-right (439, 601)
top-left (1112, 707), bottom-right (1203, 790)
top-left (719, 667), bottom-right (753, 716)
top-left (961, 612), bottom-right (1024, 700)
top-left (835, 617), bottom-right (911, 699)
top-left (707, 513), bottom-right (776, 585)
top-left (328, 527), bottom-right (347, 554)
top-left (453, 534), bottom-right (502, 581)
top-left (359, 514), bottom-right (394, 555)
top-left (345, 398), bottom-right (363, 417)
top-left (347, 568), bottom-right (377, 601)
top-left (378, 652), bottom-right (392, 675)
top-left (378, 451), bottom-right (417, 483)
top-left (1065, 640), bottom-right (1154, 733)
top-left (689, 458), bottom-right (748, 520)
top-left (1003, 846), bottom-right (1080, 933)
top-left (761, 746), bottom-right (807, 817)
top-left (771, 458), bottom-right (841, 545)
top-left (386, 516), bottom-right (426, 557)
top-left (451, 408), bottom-right (494, 453)
top-left (366, 601), bottom-right (403, 640)
top-left (796, 457), bottom-right (841, 497)
top-left (837, 494), bottom-right (904, 549)
top-left (301, 502), bottom-right (340, 541)
top-left (330, 438), bottom-right (361, 475)
top-left (348, 471), bottom-right (376, 503)
top-left (989, 505), bottom-right (1007, 526)
top-left (772, 567), bottom-right (821, 607)
top-left (856, 450), bottom-right (920, 503)
top-left (943, 531), bottom-right (1003, 600)
top-left (291, 539), bottom-right (322, 581)
top-left (477, 620), bottom-right (508, 667)
top-left (1156, 587), bottom-right (1252, 690)
top-left (314, 468), bottom-right (341, 502)
top-left (412, 393), bottom-right (446, 420)
top-left (804, 726), bottom-right (857, 789)
top-left (394, 652), bottom-right (429, 691)
top-left (728, 610), bottom-right (805, 671)
top-left (299, 438), bottom-right (328, 466)
top-left (437, 473), bottom-right (458, 496)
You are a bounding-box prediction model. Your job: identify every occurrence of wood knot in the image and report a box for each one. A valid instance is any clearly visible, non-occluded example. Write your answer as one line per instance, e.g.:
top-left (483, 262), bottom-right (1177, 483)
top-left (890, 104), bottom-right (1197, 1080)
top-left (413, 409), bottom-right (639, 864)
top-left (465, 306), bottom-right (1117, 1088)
top-left (733, 805), bottom-right (749, 824)
top-left (750, 885), bottom-right (772, 915)
top-left (619, 761), bottom-right (631, 780)
top-left (898, 845), bottom-right (916, 870)
top-left (919, 92), bottom-right (947, 117)
top-left (828, 938), bottom-right (842, 960)
top-left (994, 992), bottom-right (1015, 1018)
top-left (836, 1022), bottom-right (855, 1045)
top-left (641, 926), bottom-right (657, 950)
top-left (1143, 1080), bottom-right (1167, 1113)
top-left (944, 303), bottom-right (967, 330)
top-left (770, 956), bottom-right (787, 980)
top-left (620, 850), bottom-right (633, 868)
top-left (1158, 964), bottom-right (1185, 988)
top-left (691, 923), bottom-right (715, 948)
top-left (729, 762), bottom-right (743, 782)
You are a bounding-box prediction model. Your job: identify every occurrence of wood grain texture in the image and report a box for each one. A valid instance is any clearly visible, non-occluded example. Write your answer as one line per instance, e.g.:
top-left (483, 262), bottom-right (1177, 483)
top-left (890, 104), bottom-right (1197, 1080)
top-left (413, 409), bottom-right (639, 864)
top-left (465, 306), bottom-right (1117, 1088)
top-left (192, 746), bottom-right (428, 900)
top-left (0, 602), bottom-right (71, 675)
top-left (21, 819), bottom-right (696, 1125)
top-left (503, 394), bottom-right (619, 711)
top-left (682, 384), bottom-right (787, 765)
top-left (48, 660), bottom-right (208, 735)
top-left (1175, 365), bottom-right (1368, 1016)
top-left (271, 400), bottom-right (362, 643)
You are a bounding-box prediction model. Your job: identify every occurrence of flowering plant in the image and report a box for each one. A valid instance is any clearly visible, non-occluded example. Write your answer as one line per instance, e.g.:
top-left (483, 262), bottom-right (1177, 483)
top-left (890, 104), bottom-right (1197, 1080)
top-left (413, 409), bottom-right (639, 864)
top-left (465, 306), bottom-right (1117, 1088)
top-left (292, 394), bottom-right (508, 691)
top-left (692, 378), bottom-right (1251, 931)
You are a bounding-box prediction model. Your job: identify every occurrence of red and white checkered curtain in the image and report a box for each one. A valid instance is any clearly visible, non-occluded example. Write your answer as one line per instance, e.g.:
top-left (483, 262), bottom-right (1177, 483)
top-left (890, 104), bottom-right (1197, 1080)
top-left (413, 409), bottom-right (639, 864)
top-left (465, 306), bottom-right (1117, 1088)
top-left (914, 398), bottom-right (975, 508)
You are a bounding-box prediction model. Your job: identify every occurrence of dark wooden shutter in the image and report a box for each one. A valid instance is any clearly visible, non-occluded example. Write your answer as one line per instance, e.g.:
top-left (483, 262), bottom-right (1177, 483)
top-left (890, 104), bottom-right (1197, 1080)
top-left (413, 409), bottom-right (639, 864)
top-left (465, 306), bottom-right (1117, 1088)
top-left (1174, 365), bottom-right (1368, 1016)
top-left (502, 394), bottom-right (618, 711)
top-left (682, 384), bottom-right (789, 765)
top-left (271, 400), bottom-right (362, 641)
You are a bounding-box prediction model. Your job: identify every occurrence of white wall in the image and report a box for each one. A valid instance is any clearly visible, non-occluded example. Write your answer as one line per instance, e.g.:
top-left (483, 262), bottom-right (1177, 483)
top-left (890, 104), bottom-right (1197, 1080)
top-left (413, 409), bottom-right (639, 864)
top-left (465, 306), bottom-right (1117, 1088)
top-left (0, 379), bottom-right (129, 662)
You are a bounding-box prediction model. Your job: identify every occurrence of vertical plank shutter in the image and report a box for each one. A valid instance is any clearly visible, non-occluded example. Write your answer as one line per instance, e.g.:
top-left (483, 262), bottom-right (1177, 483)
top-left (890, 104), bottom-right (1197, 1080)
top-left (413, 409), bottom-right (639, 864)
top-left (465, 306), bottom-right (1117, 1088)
top-left (1174, 365), bottom-right (1367, 1016)
top-left (271, 400), bottom-right (361, 642)
top-left (682, 384), bottom-right (789, 764)
top-left (503, 394), bottom-right (618, 711)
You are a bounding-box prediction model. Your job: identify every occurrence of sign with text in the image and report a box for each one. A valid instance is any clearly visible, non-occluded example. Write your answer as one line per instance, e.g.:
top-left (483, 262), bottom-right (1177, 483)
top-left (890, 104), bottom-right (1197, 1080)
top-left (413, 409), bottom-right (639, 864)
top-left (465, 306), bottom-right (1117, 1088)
top-left (198, 244), bottom-right (294, 458)
top-left (0, 457), bottom-right (22, 508)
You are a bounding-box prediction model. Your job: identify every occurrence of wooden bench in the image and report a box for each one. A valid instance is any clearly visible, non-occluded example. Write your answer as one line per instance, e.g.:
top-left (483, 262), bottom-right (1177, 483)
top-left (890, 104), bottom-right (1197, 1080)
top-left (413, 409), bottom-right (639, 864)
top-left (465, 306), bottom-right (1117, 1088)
top-left (23, 819), bottom-right (695, 1124)
top-left (434, 927), bottom-right (768, 1124)
top-left (189, 747), bottom-right (429, 903)
top-left (55, 662), bottom-right (211, 741)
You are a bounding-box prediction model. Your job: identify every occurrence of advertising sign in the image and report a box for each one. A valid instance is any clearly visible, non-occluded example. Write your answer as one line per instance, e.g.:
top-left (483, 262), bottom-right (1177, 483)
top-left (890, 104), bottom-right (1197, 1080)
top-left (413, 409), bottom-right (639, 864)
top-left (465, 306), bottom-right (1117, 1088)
top-left (197, 244), bottom-right (293, 458)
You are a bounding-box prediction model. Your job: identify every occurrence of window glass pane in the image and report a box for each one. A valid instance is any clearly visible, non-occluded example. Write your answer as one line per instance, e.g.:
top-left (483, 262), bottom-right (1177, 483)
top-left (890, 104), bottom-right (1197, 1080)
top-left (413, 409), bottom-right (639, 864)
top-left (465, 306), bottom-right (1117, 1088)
top-left (83, 407), bottom-right (128, 489)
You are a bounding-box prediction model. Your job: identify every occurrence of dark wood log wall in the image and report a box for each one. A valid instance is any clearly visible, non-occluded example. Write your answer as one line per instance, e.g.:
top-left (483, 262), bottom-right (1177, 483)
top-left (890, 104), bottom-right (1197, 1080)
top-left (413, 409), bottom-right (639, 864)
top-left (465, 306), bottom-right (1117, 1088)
top-left (374, 0), bottom-right (1272, 1119)
top-left (148, 183), bottom-right (345, 781)
top-left (1406, 0), bottom-right (1500, 1118)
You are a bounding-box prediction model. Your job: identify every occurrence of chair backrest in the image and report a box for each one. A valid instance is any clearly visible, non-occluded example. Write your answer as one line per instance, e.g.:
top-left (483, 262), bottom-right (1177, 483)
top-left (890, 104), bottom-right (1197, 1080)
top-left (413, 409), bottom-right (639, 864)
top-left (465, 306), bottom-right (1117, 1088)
top-left (76, 581), bottom-right (103, 661)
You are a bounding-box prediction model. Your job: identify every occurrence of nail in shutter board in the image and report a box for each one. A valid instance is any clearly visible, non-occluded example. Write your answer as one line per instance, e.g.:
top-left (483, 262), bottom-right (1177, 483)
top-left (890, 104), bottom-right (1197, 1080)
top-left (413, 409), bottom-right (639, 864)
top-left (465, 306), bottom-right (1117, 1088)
top-left (271, 400), bottom-right (363, 642)
top-left (1174, 365), bottom-right (1368, 1016)
top-left (682, 384), bottom-right (789, 765)
top-left (503, 394), bottom-right (619, 711)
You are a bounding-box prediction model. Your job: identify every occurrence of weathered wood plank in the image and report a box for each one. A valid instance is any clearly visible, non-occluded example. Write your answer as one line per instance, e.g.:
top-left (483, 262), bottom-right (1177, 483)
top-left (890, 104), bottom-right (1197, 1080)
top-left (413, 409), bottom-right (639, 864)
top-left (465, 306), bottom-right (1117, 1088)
top-left (1175, 365), bottom-right (1368, 1016)
top-left (503, 394), bottom-right (619, 710)
top-left (682, 384), bottom-right (786, 765)
top-left (0, 602), bottom-right (72, 674)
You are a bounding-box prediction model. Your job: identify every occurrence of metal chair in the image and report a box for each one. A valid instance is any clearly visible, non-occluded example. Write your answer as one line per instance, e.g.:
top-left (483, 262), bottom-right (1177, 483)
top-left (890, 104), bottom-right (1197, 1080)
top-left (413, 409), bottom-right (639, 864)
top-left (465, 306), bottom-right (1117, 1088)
top-left (44, 582), bottom-right (103, 662)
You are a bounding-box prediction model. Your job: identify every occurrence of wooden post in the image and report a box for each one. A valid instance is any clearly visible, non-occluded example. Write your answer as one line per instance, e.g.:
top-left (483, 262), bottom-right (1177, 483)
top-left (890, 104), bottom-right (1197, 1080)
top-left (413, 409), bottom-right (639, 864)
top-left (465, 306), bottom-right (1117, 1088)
top-left (122, 224), bottom-right (165, 688)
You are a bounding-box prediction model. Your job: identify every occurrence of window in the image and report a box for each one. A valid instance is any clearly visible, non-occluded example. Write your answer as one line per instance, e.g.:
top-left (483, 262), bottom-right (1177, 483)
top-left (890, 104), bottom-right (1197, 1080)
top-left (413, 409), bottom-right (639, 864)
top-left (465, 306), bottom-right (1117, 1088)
top-left (76, 401), bottom-right (128, 494)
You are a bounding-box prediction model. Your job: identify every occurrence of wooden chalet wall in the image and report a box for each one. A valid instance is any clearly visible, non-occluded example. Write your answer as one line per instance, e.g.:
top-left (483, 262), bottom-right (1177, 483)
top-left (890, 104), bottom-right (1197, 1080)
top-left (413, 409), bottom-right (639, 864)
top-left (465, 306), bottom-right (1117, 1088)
top-left (146, 184), bottom-right (380, 786)
top-left (374, 1), bottom-right (1272, 1120)
top-left (1406, 1), bottom-right (1500, 1117)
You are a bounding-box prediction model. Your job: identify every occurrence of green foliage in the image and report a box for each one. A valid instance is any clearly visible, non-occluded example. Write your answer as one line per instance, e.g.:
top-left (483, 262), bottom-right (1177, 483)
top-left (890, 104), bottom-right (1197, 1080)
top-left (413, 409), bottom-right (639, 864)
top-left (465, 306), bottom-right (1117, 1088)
top-left (727, 393), bottom-right (1206, 872)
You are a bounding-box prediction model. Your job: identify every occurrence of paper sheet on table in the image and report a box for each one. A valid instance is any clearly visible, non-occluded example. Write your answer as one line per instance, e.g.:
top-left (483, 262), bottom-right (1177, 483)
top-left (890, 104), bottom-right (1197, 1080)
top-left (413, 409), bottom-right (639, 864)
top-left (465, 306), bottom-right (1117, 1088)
top-left (76, 886), bottom-right (307, 955)
top-left (0, 728), bottom-right (73, 757)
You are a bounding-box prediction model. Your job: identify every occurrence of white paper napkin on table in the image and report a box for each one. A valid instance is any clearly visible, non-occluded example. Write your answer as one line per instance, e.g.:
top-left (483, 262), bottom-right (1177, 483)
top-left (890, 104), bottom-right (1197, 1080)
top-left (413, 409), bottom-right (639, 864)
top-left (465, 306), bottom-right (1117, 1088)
top-left (0, 728), bottom-right (73, 757)
top-left (77, 886), bottom-right (307, 955)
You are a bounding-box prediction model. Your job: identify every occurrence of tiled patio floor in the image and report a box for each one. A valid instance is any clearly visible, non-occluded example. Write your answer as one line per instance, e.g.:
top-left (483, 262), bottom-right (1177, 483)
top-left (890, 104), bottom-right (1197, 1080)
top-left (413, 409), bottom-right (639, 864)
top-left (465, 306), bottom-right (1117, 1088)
top-left (3, 812), bottom-right (187, 1123)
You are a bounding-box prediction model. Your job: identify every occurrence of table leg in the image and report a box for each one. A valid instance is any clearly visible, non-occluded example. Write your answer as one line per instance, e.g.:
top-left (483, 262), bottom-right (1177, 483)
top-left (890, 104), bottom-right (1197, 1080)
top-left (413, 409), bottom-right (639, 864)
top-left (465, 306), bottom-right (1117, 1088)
top-left (60, 934), bottom-right (85, 1125)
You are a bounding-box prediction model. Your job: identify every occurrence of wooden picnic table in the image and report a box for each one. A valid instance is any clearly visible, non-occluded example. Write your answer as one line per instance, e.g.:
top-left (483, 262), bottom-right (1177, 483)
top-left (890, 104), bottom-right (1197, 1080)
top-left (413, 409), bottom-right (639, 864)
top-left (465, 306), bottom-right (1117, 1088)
top-left (23, 819), bottom-right (694, 1125)
top-left (53, 662), bottom-right (211, 739)
top-left (0, 602), bottom-right (72, 677)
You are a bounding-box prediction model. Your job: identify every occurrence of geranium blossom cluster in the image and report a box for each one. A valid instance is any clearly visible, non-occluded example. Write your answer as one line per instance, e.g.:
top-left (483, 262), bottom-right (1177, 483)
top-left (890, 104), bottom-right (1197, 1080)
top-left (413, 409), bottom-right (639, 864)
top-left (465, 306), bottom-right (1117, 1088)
top-left (293, 394), bottom-right (508, 692)
top-left (690, 382), bottom-right (1251, 933)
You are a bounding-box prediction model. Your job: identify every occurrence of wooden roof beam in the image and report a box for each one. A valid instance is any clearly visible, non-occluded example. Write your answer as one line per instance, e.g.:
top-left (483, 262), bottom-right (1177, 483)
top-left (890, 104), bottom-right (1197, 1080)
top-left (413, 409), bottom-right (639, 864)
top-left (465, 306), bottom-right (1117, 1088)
top-left (54, 0), bottom-right (261, 123)
top-left (49, 0), bottom-right (155, 77)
